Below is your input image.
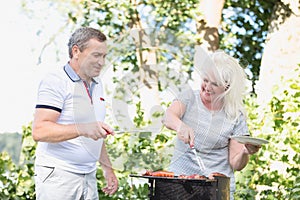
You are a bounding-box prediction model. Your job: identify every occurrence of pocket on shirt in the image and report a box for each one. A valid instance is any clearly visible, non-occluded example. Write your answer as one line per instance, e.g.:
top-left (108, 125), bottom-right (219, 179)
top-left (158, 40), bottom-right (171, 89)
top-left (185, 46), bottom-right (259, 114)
top-left (35, 165), bottom-right (55, 183)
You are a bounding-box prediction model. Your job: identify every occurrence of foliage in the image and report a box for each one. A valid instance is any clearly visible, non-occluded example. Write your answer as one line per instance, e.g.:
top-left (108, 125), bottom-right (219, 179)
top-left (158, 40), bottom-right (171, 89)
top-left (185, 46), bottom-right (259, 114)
top-left (0, 107), bottom-right (176, 199)
top-left (0, 132), bottom-right (22, 163)
top-left (222, 0), bottom-right (276, 89)
top-left (1, 68), bottom-right (298, 199)
top-left (4, 0), bottom-right (298, 199)
top-left (222, 0), bottom-right (294, 93)
top-left (0, 123), bottom-right (36, 200)
top-left (96, 101), bottom-right (176, 199)
top-left (0, 152), bottom-right (18, 199)
top-left (22, 0), bottom-right (293, 92)
top-left (95, 129), bottom-right (175, 199)
top-left (235, 67), bottom-right (300, 200)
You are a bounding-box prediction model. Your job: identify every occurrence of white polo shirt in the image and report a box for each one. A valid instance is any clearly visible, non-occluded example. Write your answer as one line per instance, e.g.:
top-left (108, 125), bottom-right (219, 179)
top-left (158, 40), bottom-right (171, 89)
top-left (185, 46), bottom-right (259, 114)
top-left (35, 63), bottom-right (106, 173)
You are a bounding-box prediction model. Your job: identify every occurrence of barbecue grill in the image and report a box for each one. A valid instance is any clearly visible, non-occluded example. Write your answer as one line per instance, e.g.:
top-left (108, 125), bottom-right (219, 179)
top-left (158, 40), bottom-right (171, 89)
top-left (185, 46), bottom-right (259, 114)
top-left (130, 175), bottom-right (230, 200)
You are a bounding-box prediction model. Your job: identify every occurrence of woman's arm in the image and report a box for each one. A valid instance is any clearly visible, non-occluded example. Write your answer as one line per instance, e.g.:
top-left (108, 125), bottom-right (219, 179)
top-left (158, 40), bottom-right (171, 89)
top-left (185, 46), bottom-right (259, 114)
top-left (163, 100), bottom-right (185, 131)
top-left (229, 139), bottom-right (261, 171)
top-left (229, 139), bottom-right (249, 171)
top-left (163, 100), bottom-right (195, 146)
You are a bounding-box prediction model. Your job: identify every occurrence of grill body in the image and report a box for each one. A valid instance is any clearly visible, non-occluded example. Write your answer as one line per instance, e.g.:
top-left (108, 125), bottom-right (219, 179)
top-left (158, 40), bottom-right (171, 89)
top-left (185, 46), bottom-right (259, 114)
top-left (130, 175), bottom-right (230, 200)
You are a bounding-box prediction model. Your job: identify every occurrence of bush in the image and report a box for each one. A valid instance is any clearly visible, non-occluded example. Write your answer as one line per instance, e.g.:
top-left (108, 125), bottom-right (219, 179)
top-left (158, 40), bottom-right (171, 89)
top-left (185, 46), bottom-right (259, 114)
top-left (1, 69), bottom-right (299, 199)
top-left (235, 68), bottom-right (300, 199)
top-left (0, 123), bottom-right (35, 200)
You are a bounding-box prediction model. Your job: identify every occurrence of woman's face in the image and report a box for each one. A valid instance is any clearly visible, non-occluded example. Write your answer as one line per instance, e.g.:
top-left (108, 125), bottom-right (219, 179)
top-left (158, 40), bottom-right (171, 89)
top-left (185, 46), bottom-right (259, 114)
top-left (200, 76), bottom-right (226, 103)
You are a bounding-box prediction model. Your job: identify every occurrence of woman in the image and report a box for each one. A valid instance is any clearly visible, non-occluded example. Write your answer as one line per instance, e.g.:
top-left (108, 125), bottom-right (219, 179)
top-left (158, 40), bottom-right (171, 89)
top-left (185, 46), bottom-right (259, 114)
top-left (163, 50), bottom-right (261, 199)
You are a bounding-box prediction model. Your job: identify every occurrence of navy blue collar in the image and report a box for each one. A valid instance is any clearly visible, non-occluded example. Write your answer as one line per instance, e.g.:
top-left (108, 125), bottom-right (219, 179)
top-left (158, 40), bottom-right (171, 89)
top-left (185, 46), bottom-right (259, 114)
top-left (63, 63), bottom-right (98, 84)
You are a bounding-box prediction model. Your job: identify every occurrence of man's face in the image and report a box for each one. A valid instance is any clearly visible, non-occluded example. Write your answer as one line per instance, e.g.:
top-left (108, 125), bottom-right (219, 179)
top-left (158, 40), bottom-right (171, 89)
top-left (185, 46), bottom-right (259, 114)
top-left (77, 38), bottom-right (107, 81)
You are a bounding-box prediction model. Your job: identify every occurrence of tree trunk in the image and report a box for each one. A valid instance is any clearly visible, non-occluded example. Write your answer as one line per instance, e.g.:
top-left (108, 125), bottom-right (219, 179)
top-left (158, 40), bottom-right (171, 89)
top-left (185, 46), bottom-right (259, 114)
top-left (256, 0), bottom-right (300, 105)
top-left (192, 0), bottom-right (225, 88)
top-left (130, 28), bottom-right (162, 130)
top-left (129, 0), bottom-right (162, 130)
top-left (195, 0), bottom-right (225, 52)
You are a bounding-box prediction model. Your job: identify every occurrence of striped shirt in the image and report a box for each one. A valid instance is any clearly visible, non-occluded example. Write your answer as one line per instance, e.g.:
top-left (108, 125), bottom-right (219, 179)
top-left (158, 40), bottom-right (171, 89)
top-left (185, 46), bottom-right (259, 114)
top-left (168, 89), bottom-right (249, 199)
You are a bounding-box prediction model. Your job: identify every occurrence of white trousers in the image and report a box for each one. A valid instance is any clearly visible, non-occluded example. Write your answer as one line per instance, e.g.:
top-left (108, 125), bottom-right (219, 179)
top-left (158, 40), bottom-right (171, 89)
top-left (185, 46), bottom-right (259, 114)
top-left (34, 165), bottom-right (98, 200)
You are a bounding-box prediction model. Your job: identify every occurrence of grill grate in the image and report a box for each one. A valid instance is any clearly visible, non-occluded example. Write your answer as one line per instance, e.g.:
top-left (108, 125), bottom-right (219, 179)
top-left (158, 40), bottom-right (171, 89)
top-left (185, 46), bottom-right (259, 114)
top-left (130, 175), bottom-right (230, 200)
top-left (153, 180), bottom-right (216, 200)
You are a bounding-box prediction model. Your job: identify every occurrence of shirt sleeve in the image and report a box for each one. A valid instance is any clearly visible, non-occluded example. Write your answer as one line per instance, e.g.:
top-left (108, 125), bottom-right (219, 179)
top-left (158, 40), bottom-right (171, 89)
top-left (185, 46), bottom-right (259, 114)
top-left (174, 88), bottom-right (195, 107)
top-left (35, 72), bottom-right (65, 112)
top-left (231, 112), bottom-right (250, 136)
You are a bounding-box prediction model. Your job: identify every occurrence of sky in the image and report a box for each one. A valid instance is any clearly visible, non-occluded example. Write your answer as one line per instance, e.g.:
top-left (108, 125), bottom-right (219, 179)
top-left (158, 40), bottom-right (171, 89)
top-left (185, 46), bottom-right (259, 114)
top-left (0, 0), bottom-right (68, 133)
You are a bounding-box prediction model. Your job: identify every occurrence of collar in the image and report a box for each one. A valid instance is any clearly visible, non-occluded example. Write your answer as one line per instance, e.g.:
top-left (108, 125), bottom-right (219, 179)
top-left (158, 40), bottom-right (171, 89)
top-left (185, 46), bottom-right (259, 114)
top-left (63, 63), bottom-right (98, 84)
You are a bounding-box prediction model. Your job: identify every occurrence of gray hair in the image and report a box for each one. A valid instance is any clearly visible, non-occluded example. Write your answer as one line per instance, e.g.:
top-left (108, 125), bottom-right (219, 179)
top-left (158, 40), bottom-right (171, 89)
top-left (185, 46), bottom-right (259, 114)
top-left (67, 27), bottom-right (107, 58)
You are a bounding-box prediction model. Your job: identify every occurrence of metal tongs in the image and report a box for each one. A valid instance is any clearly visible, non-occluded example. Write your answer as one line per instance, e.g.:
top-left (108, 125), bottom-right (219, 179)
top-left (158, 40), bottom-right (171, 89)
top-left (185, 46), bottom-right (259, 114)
top-left (190, 144), bottom-right (206, 172)
top-left (113, 129), bottom-right (160, 134)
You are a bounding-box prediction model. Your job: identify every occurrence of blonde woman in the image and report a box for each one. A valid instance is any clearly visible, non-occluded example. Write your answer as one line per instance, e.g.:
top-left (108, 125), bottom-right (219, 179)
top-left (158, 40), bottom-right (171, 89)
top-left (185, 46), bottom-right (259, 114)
top-left (163, 49), bottom-right (261, 199)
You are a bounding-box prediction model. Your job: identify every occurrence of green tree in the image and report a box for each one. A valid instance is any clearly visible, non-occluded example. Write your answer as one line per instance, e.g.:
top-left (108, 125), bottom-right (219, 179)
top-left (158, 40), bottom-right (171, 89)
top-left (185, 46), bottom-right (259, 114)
top-left (1, 69), bottom-right (298, 199)
top-left (22, 0), bottom-right (289, 91)
top-left (0, 132), bottom-right (22, 163)
top-left (6, 0), bottom-right (297, 199)
top-left (235, 67), bottom-right (300, 199)
top-left (0, 124), bottom-right (35, 200)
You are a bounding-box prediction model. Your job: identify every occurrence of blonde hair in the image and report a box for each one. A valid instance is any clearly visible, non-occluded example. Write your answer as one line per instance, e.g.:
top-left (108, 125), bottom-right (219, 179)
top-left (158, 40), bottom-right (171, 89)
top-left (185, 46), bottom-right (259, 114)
top-left (201, 50), bottom-right (247, 120)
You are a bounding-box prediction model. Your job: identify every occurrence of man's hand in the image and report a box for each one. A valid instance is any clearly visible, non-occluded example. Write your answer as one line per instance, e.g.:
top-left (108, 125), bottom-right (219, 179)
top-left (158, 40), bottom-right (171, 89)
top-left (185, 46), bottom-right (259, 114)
top-left (77, 122), bottom-right (114, 140)
top-left (176, 122), bottom-right (195, 146)
top-left (102, 169), bottom-right (118, 195)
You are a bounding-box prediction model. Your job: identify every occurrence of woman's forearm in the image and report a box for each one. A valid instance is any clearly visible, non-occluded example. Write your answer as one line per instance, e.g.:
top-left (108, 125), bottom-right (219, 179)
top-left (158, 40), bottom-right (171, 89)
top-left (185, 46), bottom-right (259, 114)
top-left (162, 110), bottom-right (183, 132)
top-left (230, 148), bottom-right (249, 171)
top-left (229, 140), bottom-right (250, 171)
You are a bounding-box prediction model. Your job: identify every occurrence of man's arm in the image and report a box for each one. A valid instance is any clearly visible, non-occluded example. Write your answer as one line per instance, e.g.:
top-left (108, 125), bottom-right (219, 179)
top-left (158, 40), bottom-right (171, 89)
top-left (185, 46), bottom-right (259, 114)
top-left (32, 108), bottom-right (113, 143)
top-left (99, 143), bottom-right (118, 195)
top-left (32, 108), bottom-right (79, 142)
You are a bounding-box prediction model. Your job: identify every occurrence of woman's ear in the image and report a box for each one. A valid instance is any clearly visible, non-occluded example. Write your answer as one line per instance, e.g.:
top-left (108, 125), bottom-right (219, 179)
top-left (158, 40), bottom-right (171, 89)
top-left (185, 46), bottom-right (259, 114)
top-left (225, 84), bottom-right (230, 91)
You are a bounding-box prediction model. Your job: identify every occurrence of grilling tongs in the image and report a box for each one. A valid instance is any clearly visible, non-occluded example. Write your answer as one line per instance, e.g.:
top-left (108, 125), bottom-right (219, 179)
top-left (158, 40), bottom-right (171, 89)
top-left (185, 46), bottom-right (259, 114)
top-left (190, 144), bottom-right (206, 172)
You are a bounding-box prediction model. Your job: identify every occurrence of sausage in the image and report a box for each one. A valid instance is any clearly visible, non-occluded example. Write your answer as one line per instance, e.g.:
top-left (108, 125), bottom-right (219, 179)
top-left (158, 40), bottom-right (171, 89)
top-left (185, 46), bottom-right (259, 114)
top-left (208, 172), bottom-right (227, 179)
top-left (143, 170), bottom-right (174, 177)
top-left (178, 174), bottom-right (206, 179)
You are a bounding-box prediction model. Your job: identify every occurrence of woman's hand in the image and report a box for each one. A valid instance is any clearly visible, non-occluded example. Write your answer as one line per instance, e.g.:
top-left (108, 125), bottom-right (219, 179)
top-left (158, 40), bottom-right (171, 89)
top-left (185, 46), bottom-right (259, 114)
top-left (243, 143), bottom-right (261, 155)
top-left (177, 122), bottom-right (195, 146)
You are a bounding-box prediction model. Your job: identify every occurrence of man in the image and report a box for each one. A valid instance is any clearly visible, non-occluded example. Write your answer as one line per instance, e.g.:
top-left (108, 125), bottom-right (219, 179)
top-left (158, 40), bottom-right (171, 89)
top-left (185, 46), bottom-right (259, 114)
top-left (32, 27), bottom-right (118, 199)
